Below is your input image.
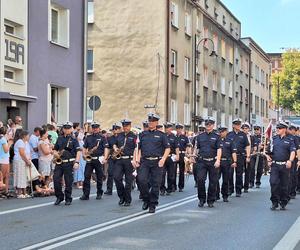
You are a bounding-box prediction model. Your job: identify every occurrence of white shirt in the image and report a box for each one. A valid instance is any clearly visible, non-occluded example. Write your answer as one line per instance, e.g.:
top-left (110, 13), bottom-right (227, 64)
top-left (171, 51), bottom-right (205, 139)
top-left (14, 139), bottom-right (31, 161)
top-left (29, 134), bottom-right (39, 159)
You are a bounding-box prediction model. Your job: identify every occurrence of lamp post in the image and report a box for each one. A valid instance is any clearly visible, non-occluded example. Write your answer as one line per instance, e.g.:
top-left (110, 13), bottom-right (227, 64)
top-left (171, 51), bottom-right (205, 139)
top-left (276, 75), bottom-right (280, 121)
top-left (193, 36), bottom-right (216, 131)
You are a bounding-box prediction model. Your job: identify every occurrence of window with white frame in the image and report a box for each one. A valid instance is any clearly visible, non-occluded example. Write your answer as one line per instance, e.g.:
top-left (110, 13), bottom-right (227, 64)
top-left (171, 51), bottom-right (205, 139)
top-left (213, 34), bottom-right (218, 54)
top-left (86, 97), bottom-right (93, 122)
top-left (184, 103), bottom-right (190, 125)
top-left (4, 24), bottom-right (14, 35)
top-left (49, 1), bottom-right (70, 48)
top-left (221, 39), bottom-right (226, 59)
top-left (228, 80), bottom-right (233, 98)
top-left (184, 57), bottom-right (190, 80)
top-left (170, 2), bottom-right (179, 28)
top-left (171, 50), bottom-right (177, 75)
top-left (221, 77), bottom-right (226, 95)
top-left (229, 46), bottom-right (233, 64)
top-left (87, 49), bottom-right (94, 73)
top-left (185, 13), bottom-right (191, 36)
top-left (48, 85), bottom-right (69, 124)
top-left (212, 71), bottom-right (217, 91)
top-left (196, 15), bottom-right (201, 31)
top-left (4, 70), bottom-right (14, 80)
top-left (170, 99), bottom-right (177, 123)
top-left (88, 1), bottom-right (94, 24)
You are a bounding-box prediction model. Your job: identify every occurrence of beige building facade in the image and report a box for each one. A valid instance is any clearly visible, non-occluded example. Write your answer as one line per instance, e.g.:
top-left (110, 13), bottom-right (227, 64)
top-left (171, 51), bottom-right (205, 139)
top-left (87, 0), bottom-right (269, 130)
top-left (241, 37), bottom-right (271, 128)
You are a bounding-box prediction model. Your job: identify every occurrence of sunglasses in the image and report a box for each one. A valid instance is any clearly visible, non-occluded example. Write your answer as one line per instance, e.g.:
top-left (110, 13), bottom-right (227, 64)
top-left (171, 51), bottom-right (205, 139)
top-left (276, 127), bottom-right (285, 130)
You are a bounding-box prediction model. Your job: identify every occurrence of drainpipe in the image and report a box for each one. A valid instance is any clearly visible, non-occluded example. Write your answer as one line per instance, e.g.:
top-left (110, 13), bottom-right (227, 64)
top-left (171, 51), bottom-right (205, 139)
top-left (166, 0), bottom-right (170, 122)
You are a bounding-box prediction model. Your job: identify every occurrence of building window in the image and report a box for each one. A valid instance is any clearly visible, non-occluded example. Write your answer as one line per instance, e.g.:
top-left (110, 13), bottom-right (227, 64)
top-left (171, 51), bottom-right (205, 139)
top-left (212, 71), bottom-right (217, 91)
top-left (213, 34), bottom-right (218, 54)
top-left (184, 57), bottom-right (190, 80)
top-left (184, 103), bottom-right (191, 125)
top-left (203, 28), bottom-right (209, 48)
top-left (255, 96), bottom-right (259, 115)
top-left (171, 50), bottom-right (177, 75)
top-left (221, 95), bottom-right (225, 112)
top-left (213, 91), bottom-right (217, 110)
top-left (221, 112), bottom-right (226, 126)
top-left (266, 101), bottom-right (268, 118)
top-left (245, 88), bottom-right (249, 104)
top-left (228, 46), bottom-right (233, 64)
top-left (4, 70), bottom-right (14, 80)
top-left (87, 49), bottom-right (94, 73)
top-left (240, 55), bottom-right (244, 72)
top-left (230, 23), bottom-right (233, 33)
top-left (221, 77), bottom-right (226, 95)
top-left (49, 86), bottom-right (70, 124)
top-left (239, 86), bottom-right (243, 102)
top-left (205, 0), bottom-right (209, 10)
top-left (261, 98), bottom-right (264, 116)
top-left (170, 99), bottom-right (177, 123)
top-left (250, 93), bottom-right (253, 113)
top-left (184, 13), bottom-right (191, 36)
top-left (196, 15), bottom-right (201, 31)
top-left (88, 1), bottom-right (94, 24)
top-left (49, 1), bottom-right (70, 48)
top-left (245, 59), bottom-right (249, 75)
top-left (203, 65), bottom-right (208, 86)
top-left (4, 24), bottom-right (14, 35)
top-left (170, 2), bottom-right (179, 28)
top-left (214, 7), bottom-right (218, 20)
top-left (221, 39), bottom-right (226, 59)
top-left (222, 15), bottom-right (226, 26)
top-left (86, 97), bottom-right (94, 122)
top-left (203, 87), bottom-right (208, 107)
top-left (228, 80), bottom-right (233, 98)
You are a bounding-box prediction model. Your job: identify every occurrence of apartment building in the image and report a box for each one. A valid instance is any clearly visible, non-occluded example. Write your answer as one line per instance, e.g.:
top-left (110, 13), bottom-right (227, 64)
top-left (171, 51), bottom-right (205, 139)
top-left (88, 0), bottom-right (269, 130)
top-left (0, 0), bottom-right (35, 127)
top-left (27, 0), bottom-right (86, 130)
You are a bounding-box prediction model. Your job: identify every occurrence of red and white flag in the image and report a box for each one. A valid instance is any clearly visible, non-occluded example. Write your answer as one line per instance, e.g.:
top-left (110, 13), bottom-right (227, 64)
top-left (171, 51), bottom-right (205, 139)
top-left (265, 121), bottom-right (273, 139)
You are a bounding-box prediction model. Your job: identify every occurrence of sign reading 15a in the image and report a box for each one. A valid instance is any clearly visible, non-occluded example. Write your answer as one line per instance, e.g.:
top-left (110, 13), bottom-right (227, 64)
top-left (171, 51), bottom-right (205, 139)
top-left (5, 39), bottom-right (24, 64)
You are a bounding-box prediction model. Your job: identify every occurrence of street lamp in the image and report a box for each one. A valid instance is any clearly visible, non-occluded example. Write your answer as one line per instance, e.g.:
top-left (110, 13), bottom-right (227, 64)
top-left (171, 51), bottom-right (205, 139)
top-left (276, 75), bottom-right (280, 121)
top-left (193, 36), bottom-right (216, 131)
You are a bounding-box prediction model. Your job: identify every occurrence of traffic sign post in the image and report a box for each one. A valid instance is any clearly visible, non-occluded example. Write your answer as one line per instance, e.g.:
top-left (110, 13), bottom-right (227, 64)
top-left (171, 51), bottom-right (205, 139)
top-left (88, 95), bottom-right (101, 121)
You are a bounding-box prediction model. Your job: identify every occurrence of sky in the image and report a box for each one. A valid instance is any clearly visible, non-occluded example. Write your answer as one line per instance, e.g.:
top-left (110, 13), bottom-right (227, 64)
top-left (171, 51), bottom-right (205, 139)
top-left (221, 0), bottom-right (300, 53)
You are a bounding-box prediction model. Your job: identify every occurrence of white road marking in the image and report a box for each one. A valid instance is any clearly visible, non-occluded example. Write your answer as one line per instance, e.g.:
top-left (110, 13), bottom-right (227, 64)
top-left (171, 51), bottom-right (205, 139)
top-left (19, 195), bottom-right (197, 250)
top-left (273, 216), bottom-right (300, 250)
top-left (0, 194), bottom-right (96, 216)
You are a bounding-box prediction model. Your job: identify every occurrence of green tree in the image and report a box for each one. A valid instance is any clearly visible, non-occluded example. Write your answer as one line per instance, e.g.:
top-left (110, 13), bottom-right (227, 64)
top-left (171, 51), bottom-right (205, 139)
top-left (271, 49), bottom-right (300, 113)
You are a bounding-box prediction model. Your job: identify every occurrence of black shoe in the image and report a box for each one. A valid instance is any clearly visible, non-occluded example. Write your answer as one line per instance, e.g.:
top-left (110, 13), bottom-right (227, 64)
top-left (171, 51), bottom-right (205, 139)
top-left (96, 194), bottom-right (102, 200)
top-left (166, 192), bottom-right (171, 196)
top-left (104, 190), bottom-right (112, 195)
top-left (124, 202), bottom-right (131, 207)
top-left (270, 203), bottom-right (279, 210)
top-left (172, 187), bottom-right (176, 192)
top-left (149, 207), bottom-right (156, 213)
top-left (223, 197), bottom-right (229, 202)
top-left (179, 188), bottom-right (183, 192)
top-left (160, 190), bottom-right (165, 196)
top-left (54, 198), bottom-right (64, 205)
top-left (290, 195), bottom-right (296, 199)
top-left (244, 189), bottom-right (248, 193)
top-left (249, 184), bottom-right (254, 188)
top-left (139, 194), bottom-right (143, 200)
top-left (256, 184), bottom-right (261, 188)
top-left (228, 191), bottom-right (233, 196)
top-left (80, 195), bottom-right (89, 200)
top-left (142, 202), bottom-right (149, 210)
top-left (198, 201), bottom-right (205, 207)
top-left (208, 203), bottom-right (214, 208)
top-left (236, 193), bottom-right (241, 197)
top-left (280, 205), bottom-right (286, 210)
top-left (65, 200), bottom-right (72, 206)
top-left (118, 198), bottom-right (125, 205)
top-left (216, 196), bottom-right (220, 201)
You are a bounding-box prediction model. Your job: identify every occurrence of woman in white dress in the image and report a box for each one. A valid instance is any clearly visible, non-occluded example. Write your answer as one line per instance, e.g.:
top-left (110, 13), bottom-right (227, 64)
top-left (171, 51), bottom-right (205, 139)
top-left (38, 129), bottom-right (53, 185)
top-left (13, 130), bottom-right (31, 198)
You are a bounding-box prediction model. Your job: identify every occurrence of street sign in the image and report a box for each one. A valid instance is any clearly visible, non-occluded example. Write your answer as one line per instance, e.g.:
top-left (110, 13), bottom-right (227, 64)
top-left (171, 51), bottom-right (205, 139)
top-left (89, 95), bottom-right (101, 111)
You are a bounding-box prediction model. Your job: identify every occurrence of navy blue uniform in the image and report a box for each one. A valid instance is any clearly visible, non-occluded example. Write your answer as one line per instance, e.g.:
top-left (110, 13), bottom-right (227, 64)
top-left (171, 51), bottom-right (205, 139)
top-left (82, 133), bottom-right (109, 197)
top-left (194, 131), bottom-right (222, 204)
top-left (268, 135), bottom-right (296, 206)
top-left (138, 129), bottom-right (170, 208)
top-left (175, 134), bottom-right (191, 190)
top-left (249, 134), bottom-right (265, 187)
top-left (287, 134), bottom-right (299, 198)
top-left (217, 136), bottom-right (237, 199)
top-left (114, 131), bottom-right (137, 203)
top-left (53, 135), bottom-right (80, 202)
top-left (106, 135), bottom-right (118, 193)
top-left (161, 132), bottom-right (179, 194)
top-left (227, 131), bottom-right (250, 195)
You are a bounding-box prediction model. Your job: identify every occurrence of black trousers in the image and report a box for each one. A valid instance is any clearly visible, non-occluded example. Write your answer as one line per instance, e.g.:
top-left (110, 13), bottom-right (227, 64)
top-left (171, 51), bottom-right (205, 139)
top-left (174, 154), bottom-right (185, 190)
top-left (297, 168), bottom-right (300, 192)
top-left (114, 158), bottom-right (134, 203)
top-left (244, 159), bottom-right (251, 190)
top-left (288, 161), bottom-right (297, 197)
top-left (32, 158), bottom-right (39, 171)
top-left (53, 163), bottom-right (73, 202)
top-left (250, 154), bottom-right (264, 186)
top-left (270, 163), bottom-right (290, 206)
top-left (137, 159), bottom-right (163, 208)
top-left (106, 158), bottom-right (116, 192)
top-left (229, 154), bottom-right (245, 194)
top-left (196, 160), bottom-right (218, 203)
top-left (217, 161), bottom-right (231, 198)
top-left (83, 159), bottom-right (104, 196)
top-left (160, 157), bottom-right (175, 193)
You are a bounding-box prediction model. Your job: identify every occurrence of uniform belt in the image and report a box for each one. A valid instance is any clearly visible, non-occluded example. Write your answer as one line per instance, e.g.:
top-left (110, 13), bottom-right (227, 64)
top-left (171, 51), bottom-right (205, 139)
top-left (144, 157), bottom-right (161, 161)
top-left (91, 156), bottom-right (103, 160)
top-left (272, 161), bottom-right (287, 165)
top-left (61, 158), bottom-right (75, 163)
top-left (221, 158), bottom-right (231, 161)
top-left (199, 157), bottom-right (216, 161)
top-left (120, 156), bottom-right (133, 159)
top-left (179, 151), bottom-right (186, 154)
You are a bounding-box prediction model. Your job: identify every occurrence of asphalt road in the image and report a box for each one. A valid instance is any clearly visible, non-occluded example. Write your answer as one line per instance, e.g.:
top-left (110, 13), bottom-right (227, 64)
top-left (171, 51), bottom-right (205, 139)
top-left (1, 175), bottom-right (300, 250)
